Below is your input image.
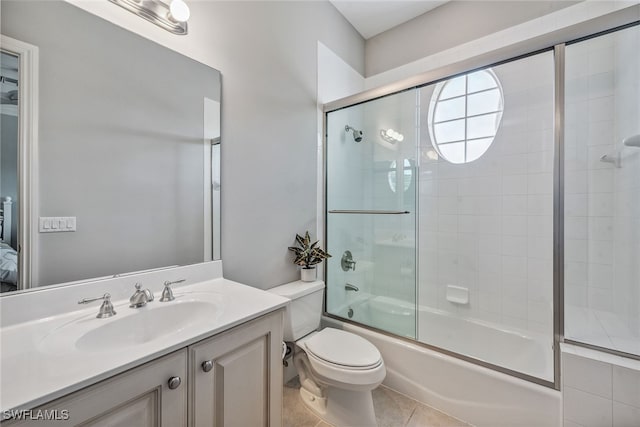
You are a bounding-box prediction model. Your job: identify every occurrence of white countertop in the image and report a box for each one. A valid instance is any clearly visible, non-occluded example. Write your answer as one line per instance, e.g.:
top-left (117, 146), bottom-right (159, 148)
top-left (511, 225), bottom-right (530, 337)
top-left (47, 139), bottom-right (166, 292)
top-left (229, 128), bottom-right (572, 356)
top-left (0, 277), bottom-right (288, 412)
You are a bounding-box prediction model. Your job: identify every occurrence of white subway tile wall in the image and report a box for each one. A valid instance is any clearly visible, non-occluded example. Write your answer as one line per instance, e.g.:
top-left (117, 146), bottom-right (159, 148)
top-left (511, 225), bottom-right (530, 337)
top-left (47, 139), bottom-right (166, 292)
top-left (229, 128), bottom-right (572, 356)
top-left (562, 345), bottom-right (640, 427)
top-left (564, 24), bottom-right (640, 356)
top-left (417, 51), bottom-right (555, 343)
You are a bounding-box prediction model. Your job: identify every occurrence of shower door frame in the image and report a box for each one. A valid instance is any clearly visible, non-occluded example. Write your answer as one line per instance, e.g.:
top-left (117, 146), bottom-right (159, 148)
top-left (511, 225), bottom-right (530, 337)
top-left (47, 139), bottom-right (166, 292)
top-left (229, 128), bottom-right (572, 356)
top-left (322, 7), bottom-right (640, 391)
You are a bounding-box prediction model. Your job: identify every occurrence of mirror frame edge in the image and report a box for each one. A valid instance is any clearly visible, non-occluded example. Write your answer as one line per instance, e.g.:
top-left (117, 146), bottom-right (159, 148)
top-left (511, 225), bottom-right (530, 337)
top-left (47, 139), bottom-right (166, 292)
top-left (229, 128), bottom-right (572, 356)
top-left (1, 34), bottom-right (39, 290)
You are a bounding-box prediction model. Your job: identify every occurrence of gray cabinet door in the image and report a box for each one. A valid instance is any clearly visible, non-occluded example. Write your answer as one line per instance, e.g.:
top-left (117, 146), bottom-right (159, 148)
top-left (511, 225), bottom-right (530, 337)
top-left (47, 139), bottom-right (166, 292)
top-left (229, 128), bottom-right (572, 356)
top-left (189, 310), bottom-right (283, 427)
top-left (7, 350), bottom-right (188, 427)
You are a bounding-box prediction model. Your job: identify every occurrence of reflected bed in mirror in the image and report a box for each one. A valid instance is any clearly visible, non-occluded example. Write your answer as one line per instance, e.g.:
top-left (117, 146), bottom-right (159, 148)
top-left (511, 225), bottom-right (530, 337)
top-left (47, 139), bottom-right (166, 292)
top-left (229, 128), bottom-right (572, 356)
top-left (0, 0), bottom-right (221, 292)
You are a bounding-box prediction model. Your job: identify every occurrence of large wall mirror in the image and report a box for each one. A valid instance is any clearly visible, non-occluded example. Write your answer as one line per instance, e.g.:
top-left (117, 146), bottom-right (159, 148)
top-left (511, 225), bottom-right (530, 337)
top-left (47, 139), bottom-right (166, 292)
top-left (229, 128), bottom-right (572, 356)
top-left (0, 0), bottom-right (221, 293)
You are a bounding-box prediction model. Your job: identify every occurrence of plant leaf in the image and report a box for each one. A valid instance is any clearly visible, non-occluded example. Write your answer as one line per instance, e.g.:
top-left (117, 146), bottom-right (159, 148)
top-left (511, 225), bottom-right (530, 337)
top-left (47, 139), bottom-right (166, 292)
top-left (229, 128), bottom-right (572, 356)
top-left (289, 231), bottom-right (330, 268)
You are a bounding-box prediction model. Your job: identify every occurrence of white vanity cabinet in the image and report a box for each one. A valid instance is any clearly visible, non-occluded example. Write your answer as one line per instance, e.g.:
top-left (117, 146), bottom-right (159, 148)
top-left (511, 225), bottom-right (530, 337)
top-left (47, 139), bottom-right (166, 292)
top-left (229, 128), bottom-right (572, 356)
top-left (8, 350), bottom-right (188, 426)
top-left (189, 310), bottom-right (283, 427)
top-left (5, 310), bottom-right (284, 427)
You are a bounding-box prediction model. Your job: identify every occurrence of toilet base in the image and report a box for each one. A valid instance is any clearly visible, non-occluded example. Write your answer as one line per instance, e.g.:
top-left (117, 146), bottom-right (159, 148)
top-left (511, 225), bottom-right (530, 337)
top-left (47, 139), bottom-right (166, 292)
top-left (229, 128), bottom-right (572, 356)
top-left (299, 385), bottom-right (378, 427)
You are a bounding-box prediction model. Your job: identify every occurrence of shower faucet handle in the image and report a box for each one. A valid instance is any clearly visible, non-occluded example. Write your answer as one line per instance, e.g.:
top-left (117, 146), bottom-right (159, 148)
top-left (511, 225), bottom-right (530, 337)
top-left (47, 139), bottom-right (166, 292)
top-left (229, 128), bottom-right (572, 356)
top-left (341, 250), bottom-right (357, 271)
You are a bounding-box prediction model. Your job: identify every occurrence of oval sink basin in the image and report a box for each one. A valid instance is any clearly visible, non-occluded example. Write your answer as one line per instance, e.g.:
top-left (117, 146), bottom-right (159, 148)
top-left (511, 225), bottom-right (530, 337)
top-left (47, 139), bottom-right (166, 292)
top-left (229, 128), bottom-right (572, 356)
top-left (39, 295), bottom-right (224, 355)
top-left (76, 301), bottom-right (214, 351)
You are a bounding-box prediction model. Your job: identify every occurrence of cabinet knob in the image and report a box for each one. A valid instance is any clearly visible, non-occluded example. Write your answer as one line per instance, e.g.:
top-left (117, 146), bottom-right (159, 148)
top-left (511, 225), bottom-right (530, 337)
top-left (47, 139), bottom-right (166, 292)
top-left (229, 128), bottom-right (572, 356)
top-left (202, 360), bottom-right (213, 373)
top-left (168, 376), bottom-right (182, 390)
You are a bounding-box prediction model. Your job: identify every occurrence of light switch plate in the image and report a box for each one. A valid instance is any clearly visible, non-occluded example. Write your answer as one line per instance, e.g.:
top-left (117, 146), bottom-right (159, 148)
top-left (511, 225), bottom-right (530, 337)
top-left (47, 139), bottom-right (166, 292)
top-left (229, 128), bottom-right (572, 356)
top-left (39, 217), bottom-right (76, 233)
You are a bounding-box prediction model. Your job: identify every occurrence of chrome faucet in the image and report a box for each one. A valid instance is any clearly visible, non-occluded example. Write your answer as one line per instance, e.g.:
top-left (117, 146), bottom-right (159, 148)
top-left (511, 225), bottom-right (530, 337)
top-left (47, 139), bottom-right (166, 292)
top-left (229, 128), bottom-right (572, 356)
top-left (78, 293), bottom-right (116, 318)
top-left (345, 283), bottom-right (359, 292)
top-left (129, 283), bottom-right (154, 308)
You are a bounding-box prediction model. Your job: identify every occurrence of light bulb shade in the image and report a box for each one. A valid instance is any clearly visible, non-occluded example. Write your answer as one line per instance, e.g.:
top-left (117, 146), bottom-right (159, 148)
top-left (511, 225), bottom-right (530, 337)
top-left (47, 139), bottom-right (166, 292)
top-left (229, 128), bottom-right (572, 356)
top-left (426, 150), bottom-right (439, 160)
top-left (380, 128), bottom-right (404, 144)
top-left (169, 0), bottom-right (190, 22)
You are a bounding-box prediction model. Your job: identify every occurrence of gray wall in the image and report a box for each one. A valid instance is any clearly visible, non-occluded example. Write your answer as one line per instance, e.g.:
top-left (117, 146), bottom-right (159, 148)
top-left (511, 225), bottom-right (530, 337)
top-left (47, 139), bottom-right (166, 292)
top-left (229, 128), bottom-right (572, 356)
top-left (0, 113), bottom-right (18, 247)
top-left (365, 1), bottom-right (579, 76)
top-left (2, 1), bottom-right (364, 290)
top-left (186, 1), bottom-right (365, 288)
top-left (2, 1), bottom-right (220, 286)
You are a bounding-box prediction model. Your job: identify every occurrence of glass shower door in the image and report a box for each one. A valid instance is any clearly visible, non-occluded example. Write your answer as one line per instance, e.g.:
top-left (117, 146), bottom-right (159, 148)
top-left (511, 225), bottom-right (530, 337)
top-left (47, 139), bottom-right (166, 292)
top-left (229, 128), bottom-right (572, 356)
top-left (416, 53), bottom-right (556, 382)
top-left (325, 91), bottom-right (418, 339)
top-left (564, 24), bottom-right (640, 357)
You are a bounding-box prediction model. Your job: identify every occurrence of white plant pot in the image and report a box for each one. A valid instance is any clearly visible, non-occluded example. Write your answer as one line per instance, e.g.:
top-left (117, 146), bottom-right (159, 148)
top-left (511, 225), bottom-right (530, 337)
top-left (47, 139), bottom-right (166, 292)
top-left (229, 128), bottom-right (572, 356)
top-left (301, 267), bottom-right (316, 282)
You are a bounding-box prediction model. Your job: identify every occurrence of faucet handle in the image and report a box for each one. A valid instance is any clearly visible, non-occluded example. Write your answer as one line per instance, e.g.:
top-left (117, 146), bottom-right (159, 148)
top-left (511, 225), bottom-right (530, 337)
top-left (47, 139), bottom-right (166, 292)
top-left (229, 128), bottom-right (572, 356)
top-left (78, 292), bottom-right (111, 305)
top-left (160, 280), bottom-right (177, 302)
top-left (78, 293), bottom-right (117, 318)
top-left (341, 251), bottom-right (357, 271)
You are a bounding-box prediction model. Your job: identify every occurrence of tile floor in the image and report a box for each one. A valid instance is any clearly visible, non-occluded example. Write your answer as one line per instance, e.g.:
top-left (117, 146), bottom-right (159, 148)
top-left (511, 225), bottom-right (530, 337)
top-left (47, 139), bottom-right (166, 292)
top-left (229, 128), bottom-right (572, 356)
top-left (283, 378), bottom-right (472, 427)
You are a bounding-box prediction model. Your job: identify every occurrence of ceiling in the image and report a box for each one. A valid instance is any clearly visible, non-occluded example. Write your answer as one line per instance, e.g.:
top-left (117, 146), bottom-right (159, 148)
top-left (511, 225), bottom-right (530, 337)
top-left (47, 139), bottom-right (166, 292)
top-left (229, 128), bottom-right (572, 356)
top-left (330, 0), bottom-right (450, 39)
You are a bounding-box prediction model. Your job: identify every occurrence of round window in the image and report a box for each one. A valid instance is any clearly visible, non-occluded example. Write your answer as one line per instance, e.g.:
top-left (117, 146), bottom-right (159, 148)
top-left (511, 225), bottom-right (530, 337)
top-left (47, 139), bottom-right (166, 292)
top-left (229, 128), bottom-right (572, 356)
top-left (388, 159), bottom-right (412, 193)
top-left (427, 69), bottom-right (504, 164)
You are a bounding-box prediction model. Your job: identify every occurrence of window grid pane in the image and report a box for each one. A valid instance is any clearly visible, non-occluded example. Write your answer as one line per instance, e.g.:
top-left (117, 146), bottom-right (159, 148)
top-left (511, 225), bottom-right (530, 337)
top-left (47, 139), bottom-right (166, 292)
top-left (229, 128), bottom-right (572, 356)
top-left (430, 69), bottom-right (502, 164)
top-left (434, 96), bottom-right (466, 122)
top-left (467, 89), bottom-right (502, 116)
top-left (439, 75), bottom-right (466, 100)
top-left (467, 70), bottom-right (498, 92)
top-left (434, 119), bottom-right (466, 143)
top-left (433, 110), bottom-right (503, 125)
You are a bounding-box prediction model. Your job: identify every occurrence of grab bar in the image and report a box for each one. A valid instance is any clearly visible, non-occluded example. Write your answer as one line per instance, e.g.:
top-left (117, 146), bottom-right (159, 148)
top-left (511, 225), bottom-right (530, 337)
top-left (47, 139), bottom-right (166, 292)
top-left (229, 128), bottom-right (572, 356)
top-left (328, 210), bottom-right (410, 215)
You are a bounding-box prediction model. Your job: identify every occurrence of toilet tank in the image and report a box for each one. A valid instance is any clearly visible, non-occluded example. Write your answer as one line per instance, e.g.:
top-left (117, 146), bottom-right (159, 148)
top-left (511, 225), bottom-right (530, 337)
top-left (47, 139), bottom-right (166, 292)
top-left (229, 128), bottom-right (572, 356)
top-left (268, 280), bottom-right (324, 341)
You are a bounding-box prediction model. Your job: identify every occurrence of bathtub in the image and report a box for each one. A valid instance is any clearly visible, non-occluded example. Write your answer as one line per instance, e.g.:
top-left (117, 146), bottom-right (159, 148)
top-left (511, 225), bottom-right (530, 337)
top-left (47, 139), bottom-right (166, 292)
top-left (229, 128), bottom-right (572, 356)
top-left (418, 306), bottom-right (552, 381)
top-left (325, 296), bottom-right (561, 427)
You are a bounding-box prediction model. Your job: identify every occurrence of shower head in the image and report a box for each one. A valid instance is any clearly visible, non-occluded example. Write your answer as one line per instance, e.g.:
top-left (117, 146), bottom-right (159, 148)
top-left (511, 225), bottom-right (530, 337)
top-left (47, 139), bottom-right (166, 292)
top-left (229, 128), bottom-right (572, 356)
top-left (345, 125), bottom-right (363, 142)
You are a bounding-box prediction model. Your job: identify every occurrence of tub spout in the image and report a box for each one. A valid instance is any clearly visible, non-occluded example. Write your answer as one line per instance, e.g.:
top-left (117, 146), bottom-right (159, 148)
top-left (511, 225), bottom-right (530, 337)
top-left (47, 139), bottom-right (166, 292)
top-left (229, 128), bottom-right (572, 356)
top-left (345, 283), bottom-right (359, 292)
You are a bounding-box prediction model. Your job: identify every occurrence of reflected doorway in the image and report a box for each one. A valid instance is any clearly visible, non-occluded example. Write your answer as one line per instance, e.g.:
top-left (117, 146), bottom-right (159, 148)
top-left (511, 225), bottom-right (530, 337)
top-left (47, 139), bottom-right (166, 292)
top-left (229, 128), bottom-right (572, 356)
top-left (0, 51), bottom-right (19, 292)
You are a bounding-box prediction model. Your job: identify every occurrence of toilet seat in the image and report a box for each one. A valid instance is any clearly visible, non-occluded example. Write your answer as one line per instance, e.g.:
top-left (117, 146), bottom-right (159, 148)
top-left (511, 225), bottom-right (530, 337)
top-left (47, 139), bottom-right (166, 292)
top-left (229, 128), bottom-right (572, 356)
top-left (299, 328), bottom-right (386, 390)
top-left (303, 328), bottom-right (382, 369)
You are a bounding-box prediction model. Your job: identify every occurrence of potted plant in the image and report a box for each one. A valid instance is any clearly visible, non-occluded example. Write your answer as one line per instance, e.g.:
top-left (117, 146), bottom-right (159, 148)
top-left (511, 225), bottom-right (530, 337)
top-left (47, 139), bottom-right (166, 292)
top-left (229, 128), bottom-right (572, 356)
top-left (288, 231), bottom-right (331, 282)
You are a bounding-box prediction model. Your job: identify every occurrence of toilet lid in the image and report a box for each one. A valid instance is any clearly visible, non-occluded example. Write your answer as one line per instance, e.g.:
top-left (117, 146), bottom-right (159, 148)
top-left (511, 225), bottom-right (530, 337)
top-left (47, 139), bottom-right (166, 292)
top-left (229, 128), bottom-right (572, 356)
top-left (303, 328), bottom-right (382, 369)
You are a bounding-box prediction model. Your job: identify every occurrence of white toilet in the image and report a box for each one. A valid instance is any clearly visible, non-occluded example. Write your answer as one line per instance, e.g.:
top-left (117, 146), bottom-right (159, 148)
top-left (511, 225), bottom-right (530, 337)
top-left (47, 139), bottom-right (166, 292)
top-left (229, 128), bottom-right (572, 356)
top-left (269, 280), bottom-right (385, 427)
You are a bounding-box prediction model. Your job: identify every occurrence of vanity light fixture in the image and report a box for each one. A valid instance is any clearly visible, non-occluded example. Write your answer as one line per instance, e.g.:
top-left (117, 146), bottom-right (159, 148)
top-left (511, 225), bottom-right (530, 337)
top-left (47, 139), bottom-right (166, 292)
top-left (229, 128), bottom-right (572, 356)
top-left (108, 0), bottom-right (190, 35)
top-left (380, 128), bottom-right (404, 144)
